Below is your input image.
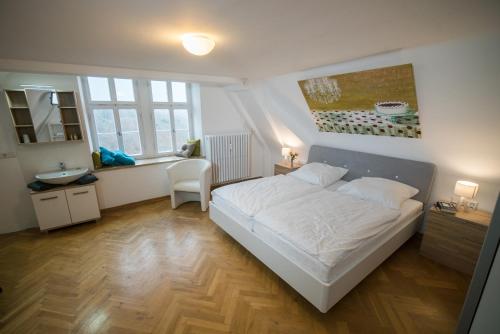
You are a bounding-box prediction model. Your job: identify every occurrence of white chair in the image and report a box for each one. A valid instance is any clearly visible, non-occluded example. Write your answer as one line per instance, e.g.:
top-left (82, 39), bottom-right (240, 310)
top-left (166, 159), bottom-right (212, 211)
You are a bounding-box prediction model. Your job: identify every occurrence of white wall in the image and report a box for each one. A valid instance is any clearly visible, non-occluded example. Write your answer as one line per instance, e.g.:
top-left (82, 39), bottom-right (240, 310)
top-left (200, 86), bottom-right (247, 134)
top-left (0, 89), bottom-right (16, 156)
top-left (199, 85), bottom-right (266, 178)
top-left (0, 90), bottom-right (36, 233)
top-left (242, 32), bottom-right (500, 212)
top-left (0, 158), bottom-right (36, 233)
top-left (94, 163), bottom-right (174, 209)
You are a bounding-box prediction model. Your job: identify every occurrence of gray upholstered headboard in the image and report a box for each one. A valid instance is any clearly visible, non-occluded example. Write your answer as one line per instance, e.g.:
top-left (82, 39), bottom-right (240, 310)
top-left (307, 145), bottom-right (436, 206)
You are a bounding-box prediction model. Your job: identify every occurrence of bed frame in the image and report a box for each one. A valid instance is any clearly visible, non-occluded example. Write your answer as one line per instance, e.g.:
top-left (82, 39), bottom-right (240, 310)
top-left (209, 145), bottom-right (436, 313)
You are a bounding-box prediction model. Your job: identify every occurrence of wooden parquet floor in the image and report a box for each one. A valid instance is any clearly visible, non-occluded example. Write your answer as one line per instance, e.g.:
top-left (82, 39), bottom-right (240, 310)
top-left (0, 198), bottom-right (471, 334)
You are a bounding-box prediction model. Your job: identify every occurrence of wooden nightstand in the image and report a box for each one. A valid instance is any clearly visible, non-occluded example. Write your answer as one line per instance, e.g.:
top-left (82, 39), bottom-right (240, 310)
top-left (420, 206), bottom-right (491, 275)
top-left (274, 161), bottom-right (303, 175)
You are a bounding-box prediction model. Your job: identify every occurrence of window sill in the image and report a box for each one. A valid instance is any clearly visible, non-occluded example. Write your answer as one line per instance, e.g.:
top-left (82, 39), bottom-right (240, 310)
top-left (93, 156), bottom-right (186, 173)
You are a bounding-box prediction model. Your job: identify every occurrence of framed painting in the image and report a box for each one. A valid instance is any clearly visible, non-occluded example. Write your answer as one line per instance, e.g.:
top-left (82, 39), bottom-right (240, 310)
top-left (298, 64), bottom-right (421, 138)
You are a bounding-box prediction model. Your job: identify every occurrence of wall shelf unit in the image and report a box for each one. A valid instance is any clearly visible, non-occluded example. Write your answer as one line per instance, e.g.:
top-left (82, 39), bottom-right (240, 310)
top-left (5, 90), bottom-right (37, 144)
top-left (57, 91), bottom-right (82, 141)
top-left (3, 89), bottom-right (84, 144)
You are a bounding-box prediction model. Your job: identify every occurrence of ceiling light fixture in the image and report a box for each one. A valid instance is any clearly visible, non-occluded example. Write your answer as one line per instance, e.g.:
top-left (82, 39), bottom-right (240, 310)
top-left (181, 34), bottom-right (215, 56)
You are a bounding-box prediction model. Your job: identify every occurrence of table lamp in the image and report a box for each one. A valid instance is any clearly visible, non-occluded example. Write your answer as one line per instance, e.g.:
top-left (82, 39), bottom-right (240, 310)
top-left (281, 147), bottom-right (291, 159)
top-left (454, 180), bottom-right (479, 211)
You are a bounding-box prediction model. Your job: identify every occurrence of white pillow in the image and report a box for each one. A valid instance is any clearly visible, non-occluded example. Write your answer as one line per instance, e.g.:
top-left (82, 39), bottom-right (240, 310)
top-left (337, 177), bottom-right (419, 209)
top-left (288, 162), bottom-right (348, 187)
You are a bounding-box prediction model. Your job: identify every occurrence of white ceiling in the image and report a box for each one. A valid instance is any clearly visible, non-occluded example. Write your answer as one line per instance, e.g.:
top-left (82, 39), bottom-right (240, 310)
top-left (0, 0), bottom-right (499, 79)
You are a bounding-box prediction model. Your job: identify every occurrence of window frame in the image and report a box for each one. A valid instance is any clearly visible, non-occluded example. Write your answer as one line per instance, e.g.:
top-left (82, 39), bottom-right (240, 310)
top-left (82, 76), bottom-right (194, 159)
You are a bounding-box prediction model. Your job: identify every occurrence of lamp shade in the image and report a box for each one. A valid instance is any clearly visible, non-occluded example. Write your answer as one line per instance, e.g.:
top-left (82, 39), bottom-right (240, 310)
top-left (454, 180), bottom-right (479, 199)
top-left (281, 147), bottom-right (291, 157)
top-left (182, 34), bottom-right (215, 56)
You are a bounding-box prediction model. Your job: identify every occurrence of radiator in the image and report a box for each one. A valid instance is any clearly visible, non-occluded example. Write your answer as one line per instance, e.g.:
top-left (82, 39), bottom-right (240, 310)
top-left (205, 133), bottom-right (251, 185)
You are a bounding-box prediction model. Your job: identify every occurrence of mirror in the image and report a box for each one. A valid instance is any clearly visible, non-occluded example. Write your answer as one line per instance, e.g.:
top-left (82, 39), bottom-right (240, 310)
top-left (25, 89), bottom-right (65, 142)
top-left (1, 72), bottom-right (83, 144)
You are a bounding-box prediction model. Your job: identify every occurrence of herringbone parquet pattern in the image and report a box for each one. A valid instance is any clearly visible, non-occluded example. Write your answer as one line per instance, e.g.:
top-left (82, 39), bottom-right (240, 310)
top-left (0, 198), bottom-right (470, 333)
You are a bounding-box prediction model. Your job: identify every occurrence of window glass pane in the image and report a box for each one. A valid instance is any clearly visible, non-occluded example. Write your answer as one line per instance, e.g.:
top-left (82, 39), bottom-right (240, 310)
top-left (97, 134), bottom-right (119, 151)
top-left (172, 82), bottom-right (187, 103)
top-left (156, 131), bottom-right (173, 153)
top-left (154, 109), bottom-right (172, 153)
top-left (151, 80), bottom-right (168, 102)
top-left (122, 132), bottom-right (142, 156)
top-left (93, 108), bottom-right (118, 150)
top-left (118, 108), bottom-right (139, 132)
top-left (88, 77), bottom-right (111, 101)
top-left (175, 130), bottom-right (189, 151)
top-left (114, 78), bottom-right (135, 102)
top-left (94, 108), bottom-right (116, 134)
top-left (118, 108), bottom-right (142, 155)
top-left (154, 109), bottom-right (171, 131)
top-left (174, 109), bottom-right (189, 150)
top-left (174, 109), bottom-right (189, 130)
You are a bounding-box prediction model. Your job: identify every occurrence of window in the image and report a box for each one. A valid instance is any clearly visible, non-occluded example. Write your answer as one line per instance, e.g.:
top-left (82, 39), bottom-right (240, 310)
top-left (84, 77), bottom-right (143, 156)
top-left (150, 80), bottom-right (192, 154)
top-left (83, 76), bottom-right (193, 158)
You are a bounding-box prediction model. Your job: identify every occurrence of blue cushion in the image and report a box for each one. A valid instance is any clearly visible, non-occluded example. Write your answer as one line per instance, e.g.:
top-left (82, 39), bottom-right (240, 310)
top-left (99, 147), bottom-right (136, 166)
top-left (100, 146), bottom-right (116, 166)
top-left (114, 150), bottom-right (136, 165)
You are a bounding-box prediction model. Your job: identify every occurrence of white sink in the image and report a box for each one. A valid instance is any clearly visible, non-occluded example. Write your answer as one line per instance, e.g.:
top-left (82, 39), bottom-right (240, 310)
top-left (35, 168), bottom-right (89, 185)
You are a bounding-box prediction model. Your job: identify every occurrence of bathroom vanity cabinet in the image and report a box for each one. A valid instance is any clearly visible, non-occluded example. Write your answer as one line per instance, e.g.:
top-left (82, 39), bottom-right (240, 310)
top-left (31, 184), bottom-right (100, 231)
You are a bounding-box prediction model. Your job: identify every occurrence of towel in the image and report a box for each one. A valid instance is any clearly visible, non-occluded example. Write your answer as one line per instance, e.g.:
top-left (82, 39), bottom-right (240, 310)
top-left (75, 174), bottom-right (98, 185)
top-left (27, 181), bottom-right (58, 192)
top-left (27, 174), bottom-right (98, 192)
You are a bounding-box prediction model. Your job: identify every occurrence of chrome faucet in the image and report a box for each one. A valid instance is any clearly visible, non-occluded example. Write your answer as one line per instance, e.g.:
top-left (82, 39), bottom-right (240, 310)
top-left (59, 162), bottom-right (66, 171)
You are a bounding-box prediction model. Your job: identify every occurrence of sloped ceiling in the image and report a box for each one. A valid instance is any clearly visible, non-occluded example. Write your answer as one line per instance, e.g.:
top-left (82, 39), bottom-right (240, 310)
top-left (0, 0), bottom-right (499, 79)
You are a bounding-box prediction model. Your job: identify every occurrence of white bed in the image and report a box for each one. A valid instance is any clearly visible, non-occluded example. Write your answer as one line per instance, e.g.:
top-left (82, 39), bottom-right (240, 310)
top-left (209, 145), bottom-right (436, 312)
top-left (211, 179), bottom-right (348, 230)
top-left (211, 174), bottom-right (322, 217)
top-left (213, 189), bottom-right (422, 283)
top-left (253, 196), bottom-right (423, 283)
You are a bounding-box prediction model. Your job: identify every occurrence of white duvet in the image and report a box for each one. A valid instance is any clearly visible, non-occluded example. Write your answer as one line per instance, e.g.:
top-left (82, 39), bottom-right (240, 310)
top-left (212, 175), bottom-right (322, 217)
top-left (254, 190), bottom-right (401, 269)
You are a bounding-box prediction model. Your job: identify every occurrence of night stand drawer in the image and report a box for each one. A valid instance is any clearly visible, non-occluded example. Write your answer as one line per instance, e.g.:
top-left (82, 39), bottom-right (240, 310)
top-left (274, 164), bottom-right (297, 175)
top-left (420, 208), bottom-right (490, 275)
top-left (274, 162), bottom-right (303, 175)
top-left (425, 214), bottom-right (486, 244)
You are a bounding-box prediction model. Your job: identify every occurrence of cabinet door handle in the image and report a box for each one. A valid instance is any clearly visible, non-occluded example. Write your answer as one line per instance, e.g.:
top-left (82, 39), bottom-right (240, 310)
top-left (40, 196), bottom-right (58, 201)
top-left (73, 191), bottom-right (89, 195)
